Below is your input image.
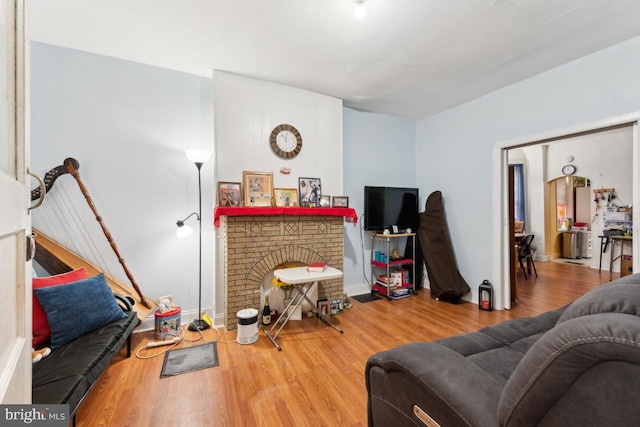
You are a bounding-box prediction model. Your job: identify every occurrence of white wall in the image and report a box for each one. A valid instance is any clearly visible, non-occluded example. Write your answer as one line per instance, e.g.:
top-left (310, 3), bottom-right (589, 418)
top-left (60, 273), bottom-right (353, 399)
top-left (213, 71), bottom-right (343, 197)
top-left (415, 34), bottom-right (640, 305)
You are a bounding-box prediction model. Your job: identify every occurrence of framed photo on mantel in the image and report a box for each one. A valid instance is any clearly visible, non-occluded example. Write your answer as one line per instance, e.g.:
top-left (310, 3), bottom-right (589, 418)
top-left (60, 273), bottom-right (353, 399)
top-left (243, 171), bottom-right (274, 207)
top-left (319, 195), bottom-right (331, 207)
top-left (298, 177), bottom-right (322, 207)
top-left (218, 181), bottom-right (242, 207)
top-left (332, 196), bottom-right (349, 208)
top-left (274, 188), bottom-right (299, 207)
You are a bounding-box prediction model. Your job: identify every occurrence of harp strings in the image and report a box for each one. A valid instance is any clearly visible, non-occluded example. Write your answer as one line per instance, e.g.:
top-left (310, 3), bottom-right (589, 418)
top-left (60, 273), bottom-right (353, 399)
top-left (35, 176), bottom-right (117, 280)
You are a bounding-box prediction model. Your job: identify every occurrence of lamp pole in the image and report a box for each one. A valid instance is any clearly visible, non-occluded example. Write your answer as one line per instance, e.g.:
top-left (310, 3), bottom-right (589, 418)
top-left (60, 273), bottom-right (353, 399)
top-left (184, 148), bottom-right (212, 331)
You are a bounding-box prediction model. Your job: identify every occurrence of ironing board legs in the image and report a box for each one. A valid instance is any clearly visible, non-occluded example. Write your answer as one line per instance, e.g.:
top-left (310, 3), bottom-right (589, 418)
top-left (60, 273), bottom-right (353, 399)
top-left (264, 281), bottom-right (343, 350)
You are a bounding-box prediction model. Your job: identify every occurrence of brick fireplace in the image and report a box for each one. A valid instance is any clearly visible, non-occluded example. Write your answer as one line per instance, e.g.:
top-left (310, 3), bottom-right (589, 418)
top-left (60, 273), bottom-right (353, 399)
top-left (218, 209), bottom-right (352, 330)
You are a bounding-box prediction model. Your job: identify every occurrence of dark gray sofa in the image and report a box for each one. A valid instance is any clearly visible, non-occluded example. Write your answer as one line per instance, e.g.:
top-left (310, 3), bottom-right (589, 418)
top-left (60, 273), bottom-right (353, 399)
top-left (366, 274), bottom-right (640, 427)
top-left (32, 295), bottom-right (138, 424)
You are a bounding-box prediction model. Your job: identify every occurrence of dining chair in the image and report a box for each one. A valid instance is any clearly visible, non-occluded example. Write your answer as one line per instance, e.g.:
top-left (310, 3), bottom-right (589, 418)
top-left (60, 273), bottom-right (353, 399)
top-left (518, 234), bottom-right (537, 279)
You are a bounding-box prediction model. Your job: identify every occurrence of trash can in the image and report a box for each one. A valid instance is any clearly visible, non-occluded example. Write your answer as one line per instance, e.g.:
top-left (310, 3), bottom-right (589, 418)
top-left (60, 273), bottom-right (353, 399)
top-left (561, 231), bottom-right (581, 259)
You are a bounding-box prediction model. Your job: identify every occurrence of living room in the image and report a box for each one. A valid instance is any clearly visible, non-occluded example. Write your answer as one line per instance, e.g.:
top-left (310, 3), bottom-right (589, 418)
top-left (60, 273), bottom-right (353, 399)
top-left (28, 7), bottom-right (640, 324)
top-left (6, 1), bottom-right (640, 425)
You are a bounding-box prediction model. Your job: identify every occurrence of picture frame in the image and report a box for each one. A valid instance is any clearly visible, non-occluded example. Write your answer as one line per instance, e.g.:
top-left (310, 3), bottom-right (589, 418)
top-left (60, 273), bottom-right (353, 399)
top-left (319, 195), bottom-right (331, 207)
top-left (574, 176), bottom-right (586, 187)
top-left (329, 298), bottom-right (344, 315)
top-left (298, 177), bottom-right (322, 207)
top-left (273, 188), bottom-right (299, 207)
top-left (317, 298), bottom-right (330, 318)
top-left (217, 181), bottom-right (242, 207)
top-left (332, 196), bottom-right (349, 208)
top-left (243, 171), bottom-right (274, 207)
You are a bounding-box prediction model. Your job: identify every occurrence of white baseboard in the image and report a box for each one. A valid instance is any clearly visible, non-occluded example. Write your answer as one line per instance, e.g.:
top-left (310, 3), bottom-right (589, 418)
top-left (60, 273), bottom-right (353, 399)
top-left (135, 305), bottom-right (223, 333)
top-left (345, 282), bottom-right (373, 296)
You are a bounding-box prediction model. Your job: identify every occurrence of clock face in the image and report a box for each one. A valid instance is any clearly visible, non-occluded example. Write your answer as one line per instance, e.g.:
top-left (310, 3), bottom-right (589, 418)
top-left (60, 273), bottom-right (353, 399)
top-left (562, 164), bottom-right (576, 175)
top-left (270, 124), bottom-right (302, 159)
top-left (276, 130), bottom-right (297, 152)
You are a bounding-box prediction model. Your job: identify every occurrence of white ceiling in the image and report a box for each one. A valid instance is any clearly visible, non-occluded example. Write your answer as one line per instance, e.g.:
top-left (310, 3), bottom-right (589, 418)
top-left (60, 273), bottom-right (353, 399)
top-left (30, 0), bottom-right (640, 119)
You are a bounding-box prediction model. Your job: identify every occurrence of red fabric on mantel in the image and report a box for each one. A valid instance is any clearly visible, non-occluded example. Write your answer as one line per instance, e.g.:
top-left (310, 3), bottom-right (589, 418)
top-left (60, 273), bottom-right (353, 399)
top-left (213, 206), bottom-right (358, 227)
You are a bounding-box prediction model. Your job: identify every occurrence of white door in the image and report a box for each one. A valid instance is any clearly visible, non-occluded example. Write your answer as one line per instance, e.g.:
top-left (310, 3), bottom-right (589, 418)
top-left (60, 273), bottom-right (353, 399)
top-left (0, 0), bottom-right (31, 403)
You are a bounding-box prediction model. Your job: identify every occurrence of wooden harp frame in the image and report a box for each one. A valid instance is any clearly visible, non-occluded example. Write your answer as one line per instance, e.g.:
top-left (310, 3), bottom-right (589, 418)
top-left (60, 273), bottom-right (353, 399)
top-left (31, 157), bottom-right (156, 321)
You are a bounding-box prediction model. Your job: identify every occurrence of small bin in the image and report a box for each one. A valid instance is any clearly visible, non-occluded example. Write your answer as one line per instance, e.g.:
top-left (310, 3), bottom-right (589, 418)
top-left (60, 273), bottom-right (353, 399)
top-left (237, 308), bottom-right (259, 345)
top-left (621, 255), bottom-right (633, 277)
top-left (155, 307), bottom-right (181, 339)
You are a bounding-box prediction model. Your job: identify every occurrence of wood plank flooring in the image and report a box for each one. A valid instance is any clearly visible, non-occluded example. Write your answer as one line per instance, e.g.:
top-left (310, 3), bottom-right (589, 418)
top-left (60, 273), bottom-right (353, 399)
top-left (75, 261), bottom-right (612, 427)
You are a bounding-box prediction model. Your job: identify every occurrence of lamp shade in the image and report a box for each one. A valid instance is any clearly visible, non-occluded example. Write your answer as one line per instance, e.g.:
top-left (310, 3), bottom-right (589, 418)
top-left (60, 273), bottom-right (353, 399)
top-left (185, 149), bottom-right (212, 164)
top-left (354, 1), bottom-right (366, 19)
top-left (176, 223), bottom-right (194, 238)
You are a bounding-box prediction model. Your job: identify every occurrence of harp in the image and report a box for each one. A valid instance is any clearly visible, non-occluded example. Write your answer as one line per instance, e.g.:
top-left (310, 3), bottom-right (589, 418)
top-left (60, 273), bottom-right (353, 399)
top-left (31, 158), bottom-right (156, 321)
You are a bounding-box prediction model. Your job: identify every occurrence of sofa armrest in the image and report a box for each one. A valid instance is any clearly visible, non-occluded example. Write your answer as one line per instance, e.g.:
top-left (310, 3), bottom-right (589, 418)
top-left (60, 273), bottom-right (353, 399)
top-left (366, 342), bottom-right (504, 427)
top-left (114, 293), bottom-right (135, 312)
top-left (498, 312), bottom-right (640, 427)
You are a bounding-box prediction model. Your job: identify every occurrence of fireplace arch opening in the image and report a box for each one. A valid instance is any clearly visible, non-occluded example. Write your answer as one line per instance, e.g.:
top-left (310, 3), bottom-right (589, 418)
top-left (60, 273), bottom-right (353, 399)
top-left (221, 214), bottom-right (345, 330)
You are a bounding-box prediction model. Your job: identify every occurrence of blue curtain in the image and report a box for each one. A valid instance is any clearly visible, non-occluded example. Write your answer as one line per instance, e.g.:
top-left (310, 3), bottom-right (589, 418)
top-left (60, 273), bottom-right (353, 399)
top-left (514, 164), bottom-right (525, 225)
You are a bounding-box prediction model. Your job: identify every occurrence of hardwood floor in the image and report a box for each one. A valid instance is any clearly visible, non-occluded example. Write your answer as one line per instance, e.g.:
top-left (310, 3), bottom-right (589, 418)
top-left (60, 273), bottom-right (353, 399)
top-left (76, 261), bottom-right (612, 427)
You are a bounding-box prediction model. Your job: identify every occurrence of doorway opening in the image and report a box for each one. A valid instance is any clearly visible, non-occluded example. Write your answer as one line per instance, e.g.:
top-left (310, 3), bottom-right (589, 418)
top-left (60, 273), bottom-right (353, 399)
top-left (495, 114), bottom-right (640, 309)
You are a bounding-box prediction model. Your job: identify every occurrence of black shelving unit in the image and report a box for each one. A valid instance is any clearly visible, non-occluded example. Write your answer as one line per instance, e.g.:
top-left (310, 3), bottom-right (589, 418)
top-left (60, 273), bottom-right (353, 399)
top-left (370, 232), bottom-right (416, 300)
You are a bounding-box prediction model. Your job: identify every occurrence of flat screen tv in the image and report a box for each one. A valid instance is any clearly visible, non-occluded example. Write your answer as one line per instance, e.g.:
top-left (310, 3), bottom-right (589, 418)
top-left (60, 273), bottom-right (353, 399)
top-left (364, 186), bottom-right (419, 232)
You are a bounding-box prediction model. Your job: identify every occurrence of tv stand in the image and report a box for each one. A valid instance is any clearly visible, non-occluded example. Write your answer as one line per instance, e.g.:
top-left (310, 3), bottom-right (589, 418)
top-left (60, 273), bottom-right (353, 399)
top-left (370, 232), bottom-right (417, 300)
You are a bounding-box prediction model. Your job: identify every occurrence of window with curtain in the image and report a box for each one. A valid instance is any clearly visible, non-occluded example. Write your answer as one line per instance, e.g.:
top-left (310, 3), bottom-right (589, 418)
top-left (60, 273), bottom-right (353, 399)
top-left (513, 163), bottom-right (526, 227)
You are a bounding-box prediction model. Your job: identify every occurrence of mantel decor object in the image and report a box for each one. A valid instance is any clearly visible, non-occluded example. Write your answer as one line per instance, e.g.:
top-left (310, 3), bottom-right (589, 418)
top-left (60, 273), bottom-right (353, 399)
top-left (243, 171), bottom-right (274, 207)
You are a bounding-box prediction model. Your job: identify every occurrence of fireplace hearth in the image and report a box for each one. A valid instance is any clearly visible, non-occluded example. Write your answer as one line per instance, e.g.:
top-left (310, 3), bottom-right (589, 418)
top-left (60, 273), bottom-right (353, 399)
top-left (219, 212), bottom-right (348, 330)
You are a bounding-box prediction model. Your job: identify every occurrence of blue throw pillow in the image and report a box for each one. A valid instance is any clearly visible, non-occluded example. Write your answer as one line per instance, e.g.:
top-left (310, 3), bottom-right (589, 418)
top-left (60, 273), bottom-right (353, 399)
top-left (33, 273), bottom-right (127, 349)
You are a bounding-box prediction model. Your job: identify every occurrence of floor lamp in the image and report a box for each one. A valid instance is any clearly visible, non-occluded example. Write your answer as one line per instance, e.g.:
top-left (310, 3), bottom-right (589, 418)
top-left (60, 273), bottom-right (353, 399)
top-left (176, 148), bottom-right (212, 331)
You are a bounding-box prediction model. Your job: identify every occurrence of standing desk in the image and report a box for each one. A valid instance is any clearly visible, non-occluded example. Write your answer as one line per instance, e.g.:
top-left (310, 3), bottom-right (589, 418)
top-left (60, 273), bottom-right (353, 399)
top-left (265, 266), bottom-right (344, 351)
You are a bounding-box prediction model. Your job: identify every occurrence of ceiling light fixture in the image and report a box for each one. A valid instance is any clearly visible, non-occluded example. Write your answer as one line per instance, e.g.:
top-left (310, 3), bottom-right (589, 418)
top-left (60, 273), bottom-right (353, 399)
top-left (354, 0), bottom-right (366, 19)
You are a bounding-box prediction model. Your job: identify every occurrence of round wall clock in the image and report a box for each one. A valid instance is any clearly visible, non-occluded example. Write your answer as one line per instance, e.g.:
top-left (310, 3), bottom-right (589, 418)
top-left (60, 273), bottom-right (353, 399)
top-left (562, 164), bottom-right (577, 175)
top-left (270, 124), bottom-right (302, 159)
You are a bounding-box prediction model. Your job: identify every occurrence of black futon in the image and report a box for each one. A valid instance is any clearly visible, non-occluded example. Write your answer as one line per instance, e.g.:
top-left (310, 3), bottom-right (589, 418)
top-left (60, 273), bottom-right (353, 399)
top-left (32, 307), bottom-right (137, 423)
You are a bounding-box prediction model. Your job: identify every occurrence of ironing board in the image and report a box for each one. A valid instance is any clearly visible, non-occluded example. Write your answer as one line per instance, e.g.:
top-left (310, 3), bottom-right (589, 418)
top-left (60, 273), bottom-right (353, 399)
top-left (265, 266), bottom-right (344, 350)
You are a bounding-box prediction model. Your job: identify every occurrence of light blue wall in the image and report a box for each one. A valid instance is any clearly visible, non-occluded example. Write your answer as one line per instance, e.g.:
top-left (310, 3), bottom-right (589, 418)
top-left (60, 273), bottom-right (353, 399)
top-left (30, 42), bottom-right (215, 322)
top-left (342, 108), bottom-right (416, 291)
top-left (415, 35), bottom-right (640, 300)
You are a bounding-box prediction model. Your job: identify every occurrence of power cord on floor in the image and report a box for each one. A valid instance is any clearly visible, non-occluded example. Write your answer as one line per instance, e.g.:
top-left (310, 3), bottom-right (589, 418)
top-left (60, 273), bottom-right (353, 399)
top-left (135, 319), bottom-right (226, 359)
top-left (135, 327), bottom-right (184, 359)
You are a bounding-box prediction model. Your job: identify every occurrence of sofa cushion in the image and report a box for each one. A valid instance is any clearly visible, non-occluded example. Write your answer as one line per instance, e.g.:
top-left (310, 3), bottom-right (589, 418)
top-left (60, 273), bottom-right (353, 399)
top-left (435, 307), bottom-right (566, 384)
top-left (557, 280), bottom-right (640, 324)
top-left (33, 273), bottom-right (127, 349)
top-left (498, 312), bottom-right (640, 426)
top-left (32, 268), bottom-right (88, 349)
